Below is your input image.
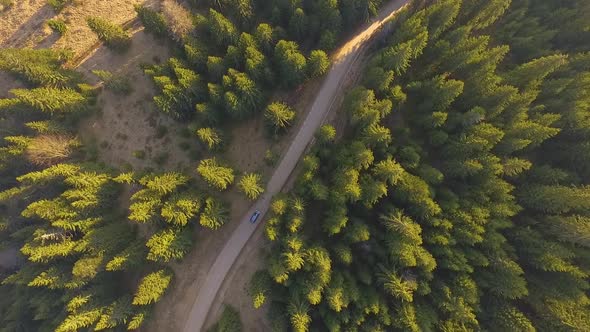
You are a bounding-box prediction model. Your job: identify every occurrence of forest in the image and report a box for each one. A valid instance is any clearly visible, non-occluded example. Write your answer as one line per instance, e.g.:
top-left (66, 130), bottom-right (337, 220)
top-left (0, 0), bottom-right (382, 331)
top-left (250, 0), bottom-right (590, 331)
top-left (1, 0), bottom-right (590, 331)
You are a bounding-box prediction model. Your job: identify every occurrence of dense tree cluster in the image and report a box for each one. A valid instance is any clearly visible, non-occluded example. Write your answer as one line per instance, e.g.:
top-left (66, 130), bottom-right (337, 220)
top-left (138, 0), bottom-right (383, 158)
top-left (252, 0), bottom-right (590, 331)
top-left (0, 48), bottom-right (230, 330)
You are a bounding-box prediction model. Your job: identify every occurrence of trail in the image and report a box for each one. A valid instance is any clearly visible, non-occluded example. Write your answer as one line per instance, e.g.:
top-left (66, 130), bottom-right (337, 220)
top-left (182, 1), bottom-right (409, 330)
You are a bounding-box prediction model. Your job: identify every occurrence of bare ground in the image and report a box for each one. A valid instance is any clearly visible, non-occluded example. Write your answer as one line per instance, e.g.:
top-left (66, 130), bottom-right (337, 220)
top-left (1, 0), bottom-right (156, 57)
top-left (77, 29), bottom-right (198, 172)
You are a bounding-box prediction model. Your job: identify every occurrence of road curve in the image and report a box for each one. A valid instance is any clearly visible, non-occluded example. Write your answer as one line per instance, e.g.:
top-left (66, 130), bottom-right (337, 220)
top-left (182, 1), bottom-right (409, 330)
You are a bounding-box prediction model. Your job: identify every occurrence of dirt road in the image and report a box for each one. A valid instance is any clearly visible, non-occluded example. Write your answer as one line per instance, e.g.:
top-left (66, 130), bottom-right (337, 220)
top-left (182, 1), bottom-right (409, 330)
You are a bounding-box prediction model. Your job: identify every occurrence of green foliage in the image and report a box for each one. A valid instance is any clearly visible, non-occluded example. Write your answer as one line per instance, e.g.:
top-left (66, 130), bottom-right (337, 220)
top-left (86, 16), bottom-right (131, 51)
top-left (316, 124), bottom-right (336, 144)
top-left (248, 270), bottom-right (271, 308)
top-left (307, 50), bottom-right (330, 78)
top-left (0, 0), bottom-right (14, 10)
top-left (92, 69), bottom-right (132, 95)
top-left (265, 102), bottom-right (296, 132)
top-left (47, 0), bottom-right (70, 12)
top-left (197, 158), bottom-right (235, 190)
top-left (238, 172), bottom-right (264, 200)
top-left (274, 40), bottom-right (307, 87)
top-left (132, 269), bottom-right (173, 305)
top-left (135, 4), bottom-right (168, 37)
top-left (146, 228), bottom-right (193, 262)
top-left (251, 2), bottom-right (590, 332)
top-left (200, 197), bottom-right (229, 230)
top-left (196, 127), bottom-right (223, 150)
top-left (210, 305), bottom-right (242, 332)
top-left (10, 87), bottom-right (86, 113)
top-left (47, 19), bottom-right (68, 35)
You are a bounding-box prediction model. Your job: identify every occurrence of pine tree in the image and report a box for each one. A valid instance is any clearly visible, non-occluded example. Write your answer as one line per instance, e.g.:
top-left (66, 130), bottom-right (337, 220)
top-left (265, 102), bottom-right (296, 131)
top-left (86, 16), bottom-right (131, 50)
top-left (197, 158), bottom-right (235, 190)
top-left (196, 127), bottom-right (223, 150)
top-left (146, 228), bottom-right (192, 262)
top-left (11, 87), bottom-right (86, 113)
top-left (238, 172), bottom-right (264, 200)
top-left (132, 269), bottom-right (173, 305)
top-left (200, 197), bottom-right (229, 230)
top-left (274, 40), bottom-right (307, 87)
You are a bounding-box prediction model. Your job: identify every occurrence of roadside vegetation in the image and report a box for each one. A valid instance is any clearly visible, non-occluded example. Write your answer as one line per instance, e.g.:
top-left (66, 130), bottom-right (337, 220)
top-left (250, 0), bottom-right (590, 331)
top-left (0, 48), bottom-right (231, 331)
top-left (0, 0), bottom-right (384, 330)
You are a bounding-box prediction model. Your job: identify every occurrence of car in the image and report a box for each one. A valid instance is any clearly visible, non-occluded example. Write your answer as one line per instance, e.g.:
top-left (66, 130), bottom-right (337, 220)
top-left (249, 210), bottom-right (261, 224)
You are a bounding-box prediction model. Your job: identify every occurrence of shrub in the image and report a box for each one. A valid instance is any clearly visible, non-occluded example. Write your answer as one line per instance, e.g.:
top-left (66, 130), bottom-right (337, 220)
top-left (265, 102), bottom-right (296, 132)
top-left (86, 16), bottom-right (131, 51)
top-left (26, 135), bottom-right (79, 166)
top-left (0, 0), bottom-right (14, 10)
top-left (133, 150), bottom-right (146, 159)
top-left (132, 269), bottom-right (173, 305)
top-left (210, 305), bottom-right (242, 332)
top-left (47, 0), bottom-right (70, 12)
top-left (238, 173), bottom-right (264, 200)
top-left (47, 19), bottom-right (68, 35)
top-left (264, 149), bottom-right (278, 166)
top-left (197, 158), bottom-right (234, 191)
top-left (196, 127), bottom-right (223, 150)
top-left (307, 50), bottom-right (330, 78)
top-left (161, 0), bottom-right (193, 42)
top-left (92, 70), bottom-right (132, 95)
top-left (135, 4), bottom-right (168, 37)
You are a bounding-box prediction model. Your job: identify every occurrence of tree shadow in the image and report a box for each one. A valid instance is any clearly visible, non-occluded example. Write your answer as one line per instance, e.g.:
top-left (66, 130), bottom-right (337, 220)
top-left (36, 31), bottom-right (61, 49)
top-left (3, 4), bottom-right (55, 47)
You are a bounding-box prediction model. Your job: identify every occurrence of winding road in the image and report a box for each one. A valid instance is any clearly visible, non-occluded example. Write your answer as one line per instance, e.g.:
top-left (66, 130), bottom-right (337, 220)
top-left (182, 1), bottom-right (409, 330)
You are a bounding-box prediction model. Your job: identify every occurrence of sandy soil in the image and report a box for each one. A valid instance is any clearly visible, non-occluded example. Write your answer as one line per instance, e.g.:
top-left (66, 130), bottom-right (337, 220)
top-left (0, 0), bottom-right (156, 57)
top-left (76, 29), bottom-right (198, 172)
top-left (0, 0), bottom-right (51, 47)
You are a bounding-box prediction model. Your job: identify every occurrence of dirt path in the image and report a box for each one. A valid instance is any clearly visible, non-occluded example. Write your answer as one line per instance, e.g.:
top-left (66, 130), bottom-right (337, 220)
top-left (181, 1), bottom-right (410, 331)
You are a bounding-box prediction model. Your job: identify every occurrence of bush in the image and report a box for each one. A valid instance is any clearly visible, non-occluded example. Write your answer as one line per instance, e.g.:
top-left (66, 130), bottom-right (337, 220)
top-left (209, 305), bottom-right (242, 332)
top-left (47, 0), bottom-right (70, 12)
top-left (161, 0), bottom-right (193, 42)
top-left (92, 70), bottom-right (132, 95)
top-left (47, 19), bottom-right (68, 35)
top-left (132, 269), bottom-right (173, 305)
top-left (135, 4), bottom-right (168, 37)
top-left (26, 135), bottom-right (79, 166)
top-left (238, 173), bottom-right (264, 200)
top-left (86, 16), bottom-right (131, 51)
top-left (133, 150), bottom-right (146, 159)
top-left (0, 0), bottom-right (14, 10)
top-left (307, 50), bottom-right (330, 78)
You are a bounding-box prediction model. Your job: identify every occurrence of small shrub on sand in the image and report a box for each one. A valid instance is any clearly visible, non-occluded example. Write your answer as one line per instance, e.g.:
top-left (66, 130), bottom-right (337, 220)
top-left (92, 70), bottom-right (132, 95)
top-left (47, 0), bottom-right (70, 12)
top-left (135, 4), bottom-right (168, 37)
top-left (47, 19), bottom-right (68, 35)
top-left (87, 16), bottom-right (131, 51)
top-left (0, 0), bottom-right (14, 11)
